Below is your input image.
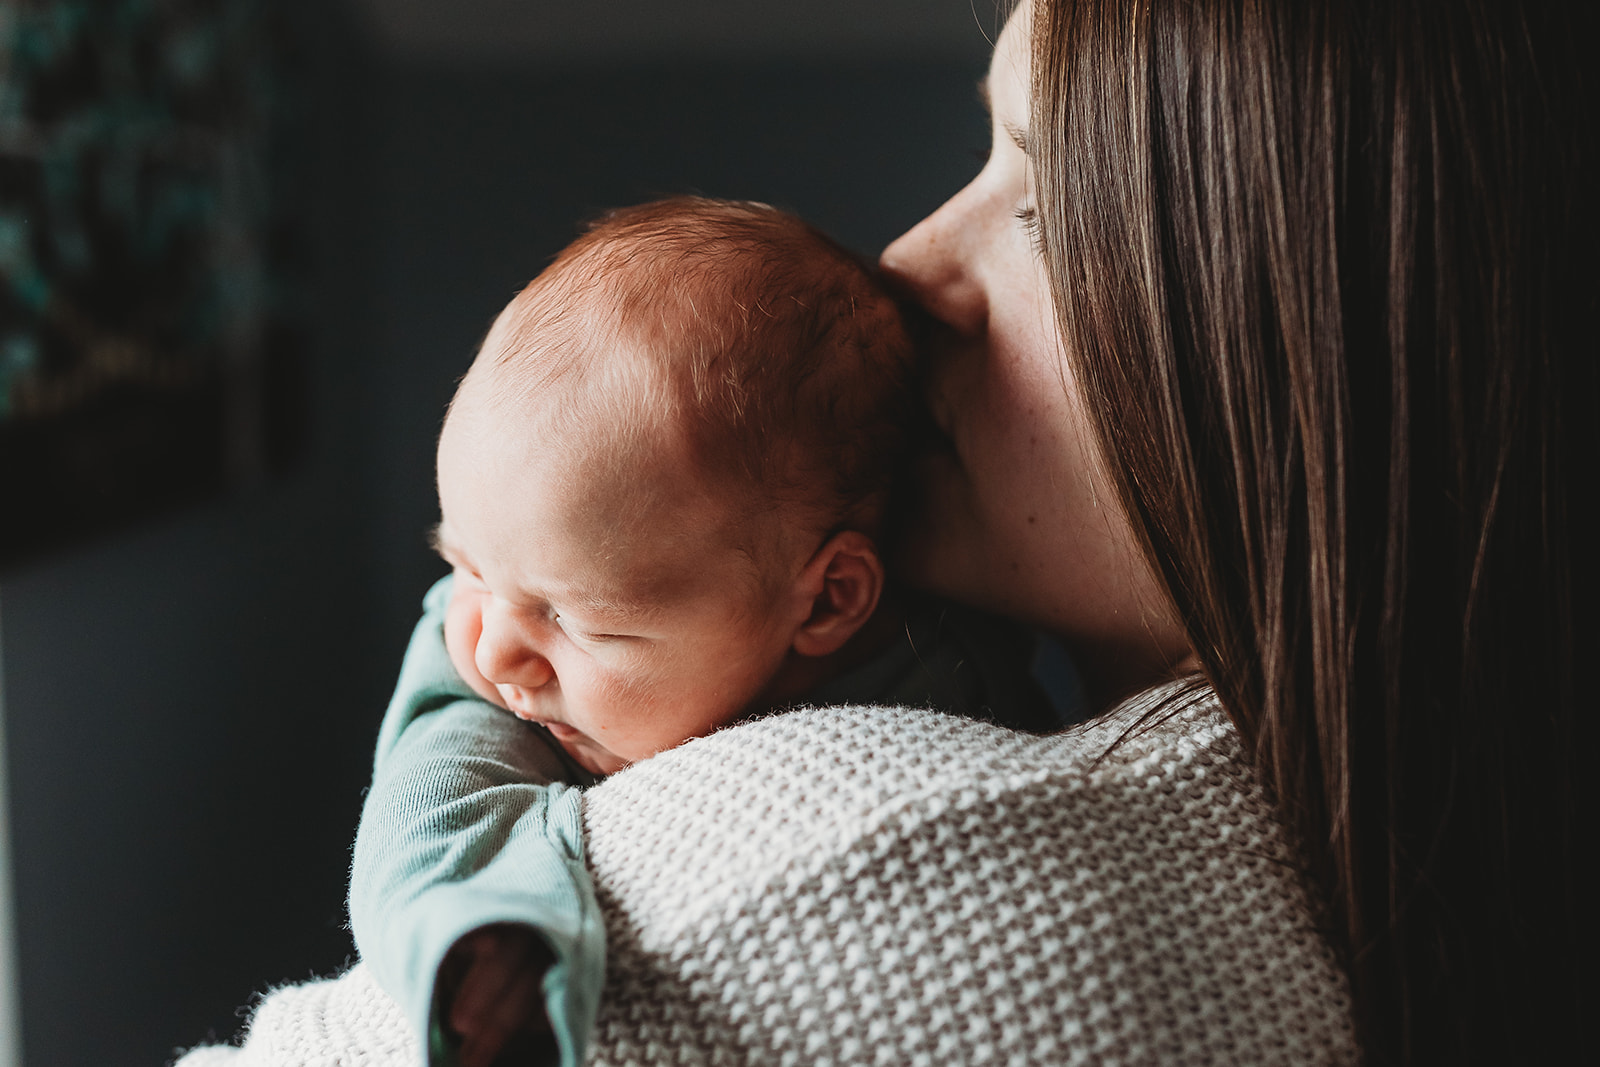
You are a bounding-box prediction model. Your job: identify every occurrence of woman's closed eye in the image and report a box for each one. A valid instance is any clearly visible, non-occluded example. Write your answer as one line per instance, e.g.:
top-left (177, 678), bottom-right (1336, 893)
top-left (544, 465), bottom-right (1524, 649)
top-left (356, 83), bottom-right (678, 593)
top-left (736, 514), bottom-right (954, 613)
top-left (1014, 205), bottom-right (1044, 253)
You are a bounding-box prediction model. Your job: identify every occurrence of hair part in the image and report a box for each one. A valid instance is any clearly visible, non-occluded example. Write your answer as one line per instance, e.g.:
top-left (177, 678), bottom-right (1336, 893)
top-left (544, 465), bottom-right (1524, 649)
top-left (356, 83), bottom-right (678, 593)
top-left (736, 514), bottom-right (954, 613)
top-left (1031, 0), bottom-right (1591, 1061)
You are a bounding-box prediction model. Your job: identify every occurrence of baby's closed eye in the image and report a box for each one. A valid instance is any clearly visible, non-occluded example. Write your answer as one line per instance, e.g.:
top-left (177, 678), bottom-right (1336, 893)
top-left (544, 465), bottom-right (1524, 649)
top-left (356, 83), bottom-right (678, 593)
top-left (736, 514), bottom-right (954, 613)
top-left (554, 616), bottom-right (635, 644)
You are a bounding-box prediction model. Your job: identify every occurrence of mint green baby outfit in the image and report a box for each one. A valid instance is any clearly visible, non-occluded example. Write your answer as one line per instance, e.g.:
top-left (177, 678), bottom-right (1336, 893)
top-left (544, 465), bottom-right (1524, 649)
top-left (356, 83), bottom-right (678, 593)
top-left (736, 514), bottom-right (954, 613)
top-left (350, 575), bottom-right (1060, 1067)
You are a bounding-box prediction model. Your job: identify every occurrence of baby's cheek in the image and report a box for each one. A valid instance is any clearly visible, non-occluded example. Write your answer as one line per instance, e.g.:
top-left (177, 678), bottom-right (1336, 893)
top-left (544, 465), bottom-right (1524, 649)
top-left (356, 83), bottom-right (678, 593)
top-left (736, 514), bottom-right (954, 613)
top-left (443, 591), bottom-right (505, 707)
top-left (601, 671), bottom-right (723, 761)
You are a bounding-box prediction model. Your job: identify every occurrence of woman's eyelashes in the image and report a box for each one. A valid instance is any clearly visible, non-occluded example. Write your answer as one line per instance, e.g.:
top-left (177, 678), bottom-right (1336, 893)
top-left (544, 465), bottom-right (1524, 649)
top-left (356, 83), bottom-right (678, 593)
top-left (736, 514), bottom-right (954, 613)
top-left (1014, 205), bottom-right (1045, 253)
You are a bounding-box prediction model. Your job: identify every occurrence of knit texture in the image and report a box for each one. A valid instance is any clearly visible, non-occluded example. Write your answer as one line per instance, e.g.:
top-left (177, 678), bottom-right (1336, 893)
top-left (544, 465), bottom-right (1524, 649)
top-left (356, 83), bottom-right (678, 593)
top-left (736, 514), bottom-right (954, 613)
top-left (172, 963), bottom-right (419, 1067)
top-left (583, 694), bottom-right (1357, 1065)
top-left (176, 693), bottom-right (1357, 1065)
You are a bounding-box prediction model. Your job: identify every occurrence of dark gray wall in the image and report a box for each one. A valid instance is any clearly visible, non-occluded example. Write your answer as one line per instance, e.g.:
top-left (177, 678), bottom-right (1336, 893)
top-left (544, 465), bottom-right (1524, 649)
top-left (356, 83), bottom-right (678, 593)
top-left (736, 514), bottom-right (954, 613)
top-left (1, 10), bottom-right (385, 1064)
top-left (365, 60), bottom-right (990, 635)
top-left (0, 15), bottom-right (988, 1067)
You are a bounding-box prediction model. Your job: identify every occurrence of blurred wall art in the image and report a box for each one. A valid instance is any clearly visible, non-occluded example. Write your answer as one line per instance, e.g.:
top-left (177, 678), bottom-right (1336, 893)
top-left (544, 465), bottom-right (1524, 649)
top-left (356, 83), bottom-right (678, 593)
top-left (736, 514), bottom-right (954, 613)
top-left (0, 0), bottom-right (304, 566)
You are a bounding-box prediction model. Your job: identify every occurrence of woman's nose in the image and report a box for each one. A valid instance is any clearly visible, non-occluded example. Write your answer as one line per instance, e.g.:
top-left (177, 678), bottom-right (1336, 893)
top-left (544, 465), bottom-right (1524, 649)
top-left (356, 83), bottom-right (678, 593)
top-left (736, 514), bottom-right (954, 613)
top-left (880, 186), bottom-right (989, 338)
top-left (475, 599), bottom-right (554, 690)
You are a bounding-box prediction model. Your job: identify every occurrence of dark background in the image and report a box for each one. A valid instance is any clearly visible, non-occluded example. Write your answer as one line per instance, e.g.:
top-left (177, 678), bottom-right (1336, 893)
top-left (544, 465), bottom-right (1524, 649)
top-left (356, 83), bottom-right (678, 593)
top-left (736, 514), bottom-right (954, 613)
top-left (0, 2), bottom-right (994, 1064)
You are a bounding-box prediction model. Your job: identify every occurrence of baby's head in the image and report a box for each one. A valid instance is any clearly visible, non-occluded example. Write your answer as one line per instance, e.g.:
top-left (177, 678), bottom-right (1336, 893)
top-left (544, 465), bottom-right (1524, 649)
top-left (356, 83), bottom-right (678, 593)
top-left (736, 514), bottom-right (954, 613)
top-left (434, 197), bottom-right (915, 774)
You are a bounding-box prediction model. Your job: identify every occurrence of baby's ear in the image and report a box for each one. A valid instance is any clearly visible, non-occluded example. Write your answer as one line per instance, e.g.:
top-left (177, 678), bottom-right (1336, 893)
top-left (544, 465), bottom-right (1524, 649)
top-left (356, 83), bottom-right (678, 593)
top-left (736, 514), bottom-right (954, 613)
top-left (791, 530), bottom-right (885, 657)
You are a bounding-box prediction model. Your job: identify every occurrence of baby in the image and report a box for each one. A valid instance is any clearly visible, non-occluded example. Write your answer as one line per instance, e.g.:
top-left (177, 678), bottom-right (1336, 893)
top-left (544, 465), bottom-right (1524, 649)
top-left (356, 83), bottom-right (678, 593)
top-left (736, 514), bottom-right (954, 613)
top-left (351, 197), bottom-right (1060, 1067)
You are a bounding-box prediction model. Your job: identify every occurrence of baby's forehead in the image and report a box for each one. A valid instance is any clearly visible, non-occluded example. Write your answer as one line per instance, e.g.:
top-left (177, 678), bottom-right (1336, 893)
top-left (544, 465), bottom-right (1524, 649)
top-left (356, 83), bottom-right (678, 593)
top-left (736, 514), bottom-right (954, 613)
top-left (466, 324), bottom-right (675, 456)
top-left (458, 348), bottom-right (723, 506)
top-left (446, 370), bottom-right (790, 597)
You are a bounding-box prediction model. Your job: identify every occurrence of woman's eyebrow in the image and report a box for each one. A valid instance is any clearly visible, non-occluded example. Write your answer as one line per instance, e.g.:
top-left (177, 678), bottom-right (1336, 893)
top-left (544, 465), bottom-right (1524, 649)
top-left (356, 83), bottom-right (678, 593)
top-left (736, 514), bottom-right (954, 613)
top-left (1004, 121), bottom-right (1031, 155)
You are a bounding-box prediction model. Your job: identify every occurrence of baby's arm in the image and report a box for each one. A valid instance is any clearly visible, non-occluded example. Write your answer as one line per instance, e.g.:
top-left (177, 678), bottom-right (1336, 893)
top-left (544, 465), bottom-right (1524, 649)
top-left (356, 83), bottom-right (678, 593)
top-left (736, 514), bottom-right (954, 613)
top-left (350, 577), bottom-right (603, 1067)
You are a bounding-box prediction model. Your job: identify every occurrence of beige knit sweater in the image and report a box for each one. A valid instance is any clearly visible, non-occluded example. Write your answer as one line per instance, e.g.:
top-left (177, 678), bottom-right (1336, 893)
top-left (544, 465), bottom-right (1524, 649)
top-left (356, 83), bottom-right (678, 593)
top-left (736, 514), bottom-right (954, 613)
top-left (176, 694), bottom-right (1359, 1065)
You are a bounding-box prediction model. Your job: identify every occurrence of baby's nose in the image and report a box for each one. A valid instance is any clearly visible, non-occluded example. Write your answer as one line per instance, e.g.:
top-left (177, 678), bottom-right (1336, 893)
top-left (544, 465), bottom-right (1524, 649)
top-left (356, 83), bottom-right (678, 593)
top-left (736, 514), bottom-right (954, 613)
top-left (475, 601), bottom-right (555, 689)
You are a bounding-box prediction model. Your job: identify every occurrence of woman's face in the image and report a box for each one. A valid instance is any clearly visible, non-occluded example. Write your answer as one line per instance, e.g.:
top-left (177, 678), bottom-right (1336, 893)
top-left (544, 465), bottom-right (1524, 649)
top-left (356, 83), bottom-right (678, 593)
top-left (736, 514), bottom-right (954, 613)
top-left (880, 3), bottom-right (1189, 696)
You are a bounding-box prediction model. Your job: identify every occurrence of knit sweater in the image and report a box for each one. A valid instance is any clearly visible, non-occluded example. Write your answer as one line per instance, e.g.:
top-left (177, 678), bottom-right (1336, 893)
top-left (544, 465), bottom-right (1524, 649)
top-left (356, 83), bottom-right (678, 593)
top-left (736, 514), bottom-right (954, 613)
top-left (176, 691), bottom-right (1359, 1065)
top-left (348, 577), bottom-right (1062, 1067)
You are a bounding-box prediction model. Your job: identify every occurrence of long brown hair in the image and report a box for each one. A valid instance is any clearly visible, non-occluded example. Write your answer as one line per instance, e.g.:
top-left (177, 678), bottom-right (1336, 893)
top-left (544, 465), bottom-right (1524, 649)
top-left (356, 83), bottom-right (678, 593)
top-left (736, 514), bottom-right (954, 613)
top-left (1030, 0), bottom-right (1591, 1060)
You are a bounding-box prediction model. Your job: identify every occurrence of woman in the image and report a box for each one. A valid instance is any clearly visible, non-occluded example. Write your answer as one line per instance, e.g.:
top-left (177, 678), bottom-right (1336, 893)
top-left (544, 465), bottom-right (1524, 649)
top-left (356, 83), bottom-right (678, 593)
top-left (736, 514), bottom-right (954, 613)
top-left (183, 1), bottom-right (1585, 1063)
top-left (892, 0), bottom-right (1588, 1060)
top-left (1016, 1), bottom-right (1588, 1060)
top-left (588, 2), bottom-right (1588, 1060)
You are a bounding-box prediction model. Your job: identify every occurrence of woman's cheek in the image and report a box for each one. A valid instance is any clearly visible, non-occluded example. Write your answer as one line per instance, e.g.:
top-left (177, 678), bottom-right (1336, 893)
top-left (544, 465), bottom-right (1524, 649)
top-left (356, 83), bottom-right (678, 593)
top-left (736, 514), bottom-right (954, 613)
top-left (889, 447), bottom-right (972, 591)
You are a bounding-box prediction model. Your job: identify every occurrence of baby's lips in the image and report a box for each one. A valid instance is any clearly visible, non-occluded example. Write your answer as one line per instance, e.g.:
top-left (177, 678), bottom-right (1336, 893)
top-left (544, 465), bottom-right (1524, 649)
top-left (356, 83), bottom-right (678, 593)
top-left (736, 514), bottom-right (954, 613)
top-left (496, 684), bottom-right (536, 717)
top-left (543, 721), bottom-right (584, 742)
top-left (502, 700), bottom-right (583, 742)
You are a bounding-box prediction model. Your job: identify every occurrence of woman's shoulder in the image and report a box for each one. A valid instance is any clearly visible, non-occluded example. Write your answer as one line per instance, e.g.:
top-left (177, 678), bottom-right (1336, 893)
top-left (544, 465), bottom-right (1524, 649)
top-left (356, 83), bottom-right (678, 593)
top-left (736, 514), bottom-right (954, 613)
top-left (585, 688), bottom-right (1250, 896)
top-left (582, 691), bottom-right (1359, 1065)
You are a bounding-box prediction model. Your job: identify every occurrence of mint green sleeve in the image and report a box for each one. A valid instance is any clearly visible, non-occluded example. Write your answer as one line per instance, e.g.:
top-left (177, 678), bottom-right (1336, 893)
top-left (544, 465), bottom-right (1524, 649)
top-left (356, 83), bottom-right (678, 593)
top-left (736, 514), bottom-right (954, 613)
top-left (349, 576), bottom-right (605, 1067)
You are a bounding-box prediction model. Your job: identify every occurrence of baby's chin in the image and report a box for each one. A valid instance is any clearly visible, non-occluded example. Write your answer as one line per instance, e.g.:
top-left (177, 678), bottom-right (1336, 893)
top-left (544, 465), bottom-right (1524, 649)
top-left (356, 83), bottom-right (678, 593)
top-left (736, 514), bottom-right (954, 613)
top-left (492, 696), bottom-right (629, 776)
top-left (556, 733), bottom-right (630, 777)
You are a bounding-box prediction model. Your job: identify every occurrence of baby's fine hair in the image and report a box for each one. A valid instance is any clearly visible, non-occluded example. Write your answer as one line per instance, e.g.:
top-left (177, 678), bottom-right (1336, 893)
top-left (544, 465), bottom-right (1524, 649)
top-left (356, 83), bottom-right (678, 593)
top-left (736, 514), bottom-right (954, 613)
top-left (485, 196), bottom-right (916, 538)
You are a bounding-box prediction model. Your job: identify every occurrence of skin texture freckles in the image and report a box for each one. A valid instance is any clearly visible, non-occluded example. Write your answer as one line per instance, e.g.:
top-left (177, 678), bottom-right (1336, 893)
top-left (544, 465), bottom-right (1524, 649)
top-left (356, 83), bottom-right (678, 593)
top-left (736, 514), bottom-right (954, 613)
top-left (880, 3), bottom-right (1191, 703)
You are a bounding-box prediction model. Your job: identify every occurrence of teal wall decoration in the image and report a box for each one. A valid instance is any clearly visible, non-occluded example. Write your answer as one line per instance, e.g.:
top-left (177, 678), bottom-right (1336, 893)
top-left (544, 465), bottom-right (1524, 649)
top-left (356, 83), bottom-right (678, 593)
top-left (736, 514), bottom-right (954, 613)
top-left (0, 0), bottom-right (301, 566)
